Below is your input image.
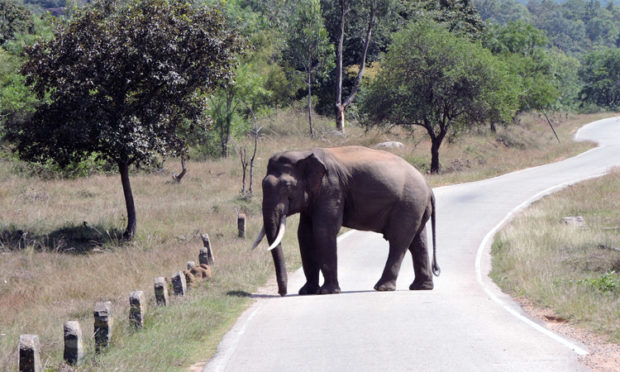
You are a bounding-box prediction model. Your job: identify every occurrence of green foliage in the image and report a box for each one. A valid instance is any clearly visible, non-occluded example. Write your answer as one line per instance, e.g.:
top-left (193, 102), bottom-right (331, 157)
top-left (403, 0), bottom-right (486, 39)
top-left (9, 152), bottom-right (113, 179)
top-left (283, 0), bottom-right (334, 135)
top-left (578, 271), bottom-right (619, 293)
top-left (361, 20), bottom-right (518, 172)
top-left (482, 21), bottom-right (561, 112)
top-left (284, 0), bottom-right (334, 82)
top-left (478, 0), bottom-right (620, 55)
top-left (473, 0), bottom-right (532, 25)
top-left (0, 49), bottom-right (38, 127)
top-left (23, 0), bottom-right (66, 11)
top-left (579, 47), bottom-right (620, 110)
top-left (1, 12), bottom-right (54, 138)
top-left (0, 0), bottom-right (34, 45)
top-left (4, 0), bottom-right (242, 168)
top-left (549, 49), bottom-right (583, 110)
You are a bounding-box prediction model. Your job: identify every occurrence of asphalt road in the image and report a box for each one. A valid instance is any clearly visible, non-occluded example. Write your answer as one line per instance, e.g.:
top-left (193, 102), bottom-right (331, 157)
top-left (205, 116), bottom-right (620, 372)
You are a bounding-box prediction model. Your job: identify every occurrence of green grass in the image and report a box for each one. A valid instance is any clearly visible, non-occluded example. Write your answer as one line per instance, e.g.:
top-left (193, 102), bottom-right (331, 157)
top-left (491, 169), bottom-right (620, 342)
top-left (0, 108), bottom-right (617, 370)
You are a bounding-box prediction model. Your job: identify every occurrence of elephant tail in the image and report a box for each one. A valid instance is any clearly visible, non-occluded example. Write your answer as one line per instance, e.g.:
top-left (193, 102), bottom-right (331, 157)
top-left (431, 192), bottom-right (440, 277)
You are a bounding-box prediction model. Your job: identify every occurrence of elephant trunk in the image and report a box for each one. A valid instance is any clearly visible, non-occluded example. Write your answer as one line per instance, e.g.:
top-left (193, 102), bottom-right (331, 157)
top-left (264, 203), bottom-right (289, 296)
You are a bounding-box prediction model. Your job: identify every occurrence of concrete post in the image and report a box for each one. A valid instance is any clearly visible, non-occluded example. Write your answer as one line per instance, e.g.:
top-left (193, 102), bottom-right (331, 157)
top-left (154, 277), bottom-right (169, 306)
top-left (63, 321), bottom-right (84, 366)
top-left (199, 233), bottom-right (214, 265)
top-left (171, 271), bottom-right (187, 296)
top-left (94, 301), bottom-right (113, 353)
top-left (18, 334), bottom-right (41, 372)
top-left (129, 291), bottom-right (146, 329)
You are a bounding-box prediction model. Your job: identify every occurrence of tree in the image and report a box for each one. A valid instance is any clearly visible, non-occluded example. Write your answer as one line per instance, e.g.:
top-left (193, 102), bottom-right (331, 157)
top-left (283, 0), bottom-right (334, 137)
top-left (0, 0), bottom-right (33, 45)
top-left (4, 0), bottom-right (241, 239)
top-left (405, 0), bottom-right (486, 39)
top-left (334, 0), bottom-right (386, 133)
top-left (482, 21), bottom-right (560, 113)
top-left (208, 61), bottom-right (269, 157)
top-left (360, 20), bottom-right (518, 173)
top-left (473, 0), bottom-right (532, 25)
top-left (579, 47), bottom-right (620, 110)
top-left (1, 11), bottom-right (54, 134)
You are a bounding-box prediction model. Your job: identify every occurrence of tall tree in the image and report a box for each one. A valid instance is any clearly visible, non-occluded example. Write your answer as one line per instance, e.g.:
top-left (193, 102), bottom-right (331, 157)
top-left (579, 47), bottom-right (620, 110)
top-left (361, 20), bottom-right (518, 173)
top-left (483, 21), bottom-right (559, 114)
top-left (4, 0), bottom-right (241, 239)
top-left (334, 0), bottom-right (387, 133)
top-left (283, 0), bottom-right (334, 137)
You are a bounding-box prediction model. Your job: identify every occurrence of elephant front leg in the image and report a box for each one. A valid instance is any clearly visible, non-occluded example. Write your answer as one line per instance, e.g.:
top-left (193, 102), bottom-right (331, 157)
top-left (314, 222), bottom-right (341, 295)
top-left (409, 227), bottom-right (434, 290)
top-left (298, 214), bottom-right (320, 295)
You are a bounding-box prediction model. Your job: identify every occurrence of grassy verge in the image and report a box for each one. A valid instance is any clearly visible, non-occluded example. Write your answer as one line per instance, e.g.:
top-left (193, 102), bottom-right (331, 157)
top-left (0, 109), bottom-right (617, 370)
top-left (491, 169), bottom-right (620, 342)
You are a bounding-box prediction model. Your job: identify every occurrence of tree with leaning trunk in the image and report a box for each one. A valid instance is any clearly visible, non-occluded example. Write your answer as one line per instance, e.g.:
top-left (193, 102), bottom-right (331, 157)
top-left (4, 0), bottom-right (241, 239)
top-left (334, 0), bottom-right (384, 134)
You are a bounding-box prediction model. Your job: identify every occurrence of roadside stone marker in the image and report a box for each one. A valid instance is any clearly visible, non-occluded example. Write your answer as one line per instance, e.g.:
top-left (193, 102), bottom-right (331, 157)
top-left (63, 321), bottom-right (84, 366)
top-left (238, 213), bottom-right (246, 238)
top-left (562, 216), bottom-right (586, 227)
top-left (172, 271), bottom-right (187, 296)
top-left (375, 141), bottom-right (404, 149)
top-left (199, 233), bottom-right (215, 265)
top-left (129, 291), bottom-right (146, 329)
top-left (94, 301), bottom-right (113, 353)
top-left (154, 277), bottom-right (169, 306)
top-left (18, 334), bottom-right (41, 372)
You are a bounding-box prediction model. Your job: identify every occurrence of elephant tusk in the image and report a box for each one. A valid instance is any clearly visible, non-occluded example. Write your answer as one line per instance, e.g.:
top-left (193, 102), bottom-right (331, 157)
top-left (250, 226), bottom-right (266, 250)
top-left (268, 218), bottom-right (286, 251)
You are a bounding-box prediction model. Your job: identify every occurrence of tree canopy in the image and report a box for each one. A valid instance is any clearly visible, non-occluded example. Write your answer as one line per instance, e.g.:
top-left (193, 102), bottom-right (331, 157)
top-left (4, 0), bottom-right (242, 238)
top-left (283, 0), bottom-right (334, 137)
top-left (361, 20), bottom-right (518, 173)
top-left (579, 47), bottom-right (620, 109)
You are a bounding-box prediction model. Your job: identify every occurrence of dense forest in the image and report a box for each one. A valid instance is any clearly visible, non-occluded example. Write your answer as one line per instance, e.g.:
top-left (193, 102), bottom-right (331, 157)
top-left (1, 0), bottom-right (619, 180)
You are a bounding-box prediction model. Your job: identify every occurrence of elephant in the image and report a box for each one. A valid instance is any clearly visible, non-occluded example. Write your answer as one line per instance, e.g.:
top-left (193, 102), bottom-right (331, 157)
top-left (251, 145), bottom-right (439, 296)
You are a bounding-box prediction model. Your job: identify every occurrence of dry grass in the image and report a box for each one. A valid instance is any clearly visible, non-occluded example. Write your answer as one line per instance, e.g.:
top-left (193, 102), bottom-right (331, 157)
top-left (0, 108), bottom-right (617, 370)
top-left (491, 169), bottom-right (620, 342)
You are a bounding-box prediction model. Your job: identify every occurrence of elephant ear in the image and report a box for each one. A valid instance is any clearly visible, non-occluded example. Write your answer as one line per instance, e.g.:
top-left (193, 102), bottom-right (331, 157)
top-left (299, 152), bottom-right (327, 194)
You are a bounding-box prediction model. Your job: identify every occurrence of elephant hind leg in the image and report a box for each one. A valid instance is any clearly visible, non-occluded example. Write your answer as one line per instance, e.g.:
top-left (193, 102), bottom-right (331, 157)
top-left (409, 226), bottom-right (434, 290)
top-left (374, 236), bottom-right (411, 291)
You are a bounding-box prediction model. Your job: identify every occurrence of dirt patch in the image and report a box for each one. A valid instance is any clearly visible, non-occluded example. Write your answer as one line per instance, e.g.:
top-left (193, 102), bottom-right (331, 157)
top-left (517, 297), bottom-right (620, 372)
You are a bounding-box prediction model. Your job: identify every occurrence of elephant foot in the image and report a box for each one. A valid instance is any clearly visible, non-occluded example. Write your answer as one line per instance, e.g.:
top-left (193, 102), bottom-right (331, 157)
top-left (409, 279), bottom-right (433, 290)
top-left (299, 282), bottom-right (320, 295)
top-left (319, 283), bottom-right (341, 295)
top-left (374, 280), bottom-right (396, 291)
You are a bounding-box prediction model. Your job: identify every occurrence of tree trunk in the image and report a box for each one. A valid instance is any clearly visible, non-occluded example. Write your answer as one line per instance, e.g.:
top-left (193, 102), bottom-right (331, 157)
top-left (336, 104), bottom-right (345, 134)
top-left (307, 69), bottom-right (314, 138)
top-left (119, 161), bottom-right (137, 239)
top-left (430, 140), bottom-right (441, 174)
top-left (335, 1), bottom-right (375, 134)
top-left (172, 155), bottom-right (187, 182)
top-left (335, 0), bottom-right (346, 133)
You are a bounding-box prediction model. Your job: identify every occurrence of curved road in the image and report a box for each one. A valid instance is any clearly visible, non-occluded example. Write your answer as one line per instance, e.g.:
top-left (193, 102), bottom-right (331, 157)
top-left (205, 116), bottom-right (620, 372)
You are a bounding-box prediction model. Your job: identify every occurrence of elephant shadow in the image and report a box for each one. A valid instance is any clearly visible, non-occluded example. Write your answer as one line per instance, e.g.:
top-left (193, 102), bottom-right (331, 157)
top-left (227, 289), bottom-right (378, 299)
